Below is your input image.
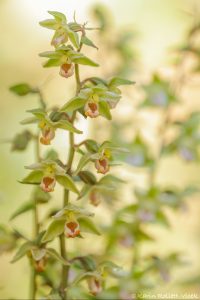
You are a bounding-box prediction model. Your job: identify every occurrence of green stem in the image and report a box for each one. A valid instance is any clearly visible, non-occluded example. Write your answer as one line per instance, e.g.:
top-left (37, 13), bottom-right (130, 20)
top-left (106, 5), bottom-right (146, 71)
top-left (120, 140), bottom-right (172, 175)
top-left (30, 134), bottom-right (40, 300)
top-left (59, 63), bottom-right (81, 300)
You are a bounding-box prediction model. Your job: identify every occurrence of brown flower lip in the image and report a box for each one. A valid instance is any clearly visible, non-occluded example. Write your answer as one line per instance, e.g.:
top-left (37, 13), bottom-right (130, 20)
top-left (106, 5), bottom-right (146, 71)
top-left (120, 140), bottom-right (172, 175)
top-left (88, 277), bottom-right (102, 296)
top-left (59, 63), bottom-right (75, 78)
top-left (64, 221), bottom-right (80, 238)
top-left (95, 156), bottom-right (110, 174)
top-left (84, 102), bottom-right (100, 118)
top-left (40, 127), bottom-right (55, 145)
top-left (40, 176), bottom-right (56, 193)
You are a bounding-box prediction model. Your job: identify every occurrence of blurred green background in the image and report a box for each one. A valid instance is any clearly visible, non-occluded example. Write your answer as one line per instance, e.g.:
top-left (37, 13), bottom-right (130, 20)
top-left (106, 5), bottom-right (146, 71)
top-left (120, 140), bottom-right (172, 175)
top-left (0, 0), bottom-right (200, 298)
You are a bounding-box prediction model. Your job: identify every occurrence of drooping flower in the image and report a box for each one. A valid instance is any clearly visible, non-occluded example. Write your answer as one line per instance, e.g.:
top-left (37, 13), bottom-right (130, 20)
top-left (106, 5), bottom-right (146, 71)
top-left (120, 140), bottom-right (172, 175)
top-left (51, 29), bottom-right (68, 47)
top-left (40, 176), bottom-right (56, 193)
top-left (95, 156), bottom-right (110, 174)
top-left (59, 63), bottom-right (75, 78)
top-left (39, 121), bottom-right (55, 145)
top-left (64, 219), bottom-right (80, 238)
top-left (89, 190), bottom-right (101, 207)
top-left (88, 277), bottom-right (102, 296)
top-left (84, 101), bottom-right (100, 118)
top-left (34, 258), bottom-right (46, 272)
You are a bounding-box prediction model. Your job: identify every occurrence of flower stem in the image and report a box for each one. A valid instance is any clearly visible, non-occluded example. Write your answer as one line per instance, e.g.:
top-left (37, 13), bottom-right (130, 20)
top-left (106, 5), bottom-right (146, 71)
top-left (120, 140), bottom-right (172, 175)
top-left (59, 63), bottom-right (81, 300)
top-left (30, 134), bottom-right (40, 300)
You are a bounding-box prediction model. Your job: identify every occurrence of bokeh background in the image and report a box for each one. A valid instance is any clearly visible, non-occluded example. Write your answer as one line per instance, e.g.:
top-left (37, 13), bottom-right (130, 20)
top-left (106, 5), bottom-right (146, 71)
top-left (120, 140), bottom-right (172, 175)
top-left (0, 0), bottom-right (200, 299)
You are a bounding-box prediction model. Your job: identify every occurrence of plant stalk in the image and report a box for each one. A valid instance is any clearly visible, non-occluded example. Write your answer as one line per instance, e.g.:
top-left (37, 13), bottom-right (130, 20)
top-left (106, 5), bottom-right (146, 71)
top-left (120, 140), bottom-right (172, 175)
top-left (59, 63), bottom-right (81, 300)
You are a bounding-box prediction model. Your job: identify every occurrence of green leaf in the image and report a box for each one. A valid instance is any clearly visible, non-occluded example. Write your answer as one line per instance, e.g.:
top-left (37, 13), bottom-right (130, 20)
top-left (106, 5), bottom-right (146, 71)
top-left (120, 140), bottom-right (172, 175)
top-left (67, 27), bottom-right (79, 49)
top-left (11, 242), bottom-right (33, 263)
top-left (20, 170), bottom-right (43, 185)
top-left (39, 51), bottom-right (62, 59)
top-left (12, 130), bottom-right (32, 151)
top-left (46, 248), bottom-right (69, 265)
top-left (48, 11), bottom-right (67, 22)
top-left (10, 201), bottom-right (34, 221)
top-left (27, 108), bottom-right (46, 119)
top-left (78, 171), bottom-right (97, 185)
top-left (56, 174), bottom-right (79, 195)
top-left (81, 35), bottom-right (98, 49)
top-left (42, 219), bottom-right (66, 243)
top-left (31, 248), bottom-right (46, 261)
top-left (39, 19), bottom-right (58, 30)
top-left (72, 55), bottom-right (99, 67)
top-left (109, 77), bottom-right (135, 87)
top-left (54, 204), bottom-right (94, 219)
top-left (20, 117), bottom-right (38, 125)
top-left (84, 140), bottom-right (99, 153)
top-left (79, 217), bottom-right (101, 235)
top-left (99, 101), bottom-right (112, 120)
top-left (54, 119), bottom-right (83, 134)
top-left (10, 83), bottom-right (34, 96)
top-left (60, 97), bottom-right (87, 113)
top-left (74, 153), bottom-right (93, 176)
top-left (43, 58), bottom-right (62, 68)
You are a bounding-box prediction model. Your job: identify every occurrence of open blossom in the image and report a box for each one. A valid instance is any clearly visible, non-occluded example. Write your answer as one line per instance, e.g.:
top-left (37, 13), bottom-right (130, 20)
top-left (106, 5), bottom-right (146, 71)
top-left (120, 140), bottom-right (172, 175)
top-left (95, 156), bottom-right (110, 174)
top-left (88, 277), bottom-right (102, 296)
top-left (51, 31), bottom-right (68, 47)
top-left (89, 190), bottom-right (101, 207)
top-left (64, 220), bottom-right (80, 238)
top-left (40, 176), bottom-right (56, 192)
top-left (84, 101), bottom-right (100, 118)
top-left (39, 121), bottom-right (55, 145)
top-left (59, 63), bottom-right (75, 78)
top-left (34, 258), bottom-right (46, 273)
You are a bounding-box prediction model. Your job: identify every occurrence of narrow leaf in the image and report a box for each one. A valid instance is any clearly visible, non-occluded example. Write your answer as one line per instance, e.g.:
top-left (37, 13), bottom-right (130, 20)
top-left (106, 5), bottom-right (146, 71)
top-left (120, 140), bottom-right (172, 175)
top-left (56, 174), bottom-right (79, 195)
top-left (99, 101), bottom-right (112, 120)
top-left (42, 219), bottom-right (66, 243)
top-left (20, 170), bottom-right (43, 185)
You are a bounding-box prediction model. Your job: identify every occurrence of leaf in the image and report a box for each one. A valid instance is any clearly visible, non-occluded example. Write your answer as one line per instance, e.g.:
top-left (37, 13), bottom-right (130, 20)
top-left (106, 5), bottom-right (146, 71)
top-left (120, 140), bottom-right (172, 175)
top-left (20, 117), bottom-right (38, 125)
top-left (10, 201), bottom-right (34, 221)
top-left (10, 83), bottom-right (34, 96)
top-left (20, 170), bottom-right (43, 185)
top-left (11, 130), bottom-right (32, 151)
top-left (99, 101), bottom-right (112, 120)
top-left (78, 171), bottom-right (97, 185)
top-left (48, 11), bottom-right (67, 22)
top-left (27, 108), bottom-right (46, 119)
top-left (60, 97), bottom-right (87, 113)
top-left (39, 51), bottom-right (62, 59)
top-left (54, 204), bottom-right (94, 219)
top-left (54, 119), bottom-right (82, 134)
top-left (74, 153), bottom-right (93, 176)
top-left (46, 248), bottom-right (69, 265)
top-left (42, 219), bottom-right (66, 243)
top-left (11, 242), bottom-right (33, 263)
top-left (56, 174), bottom-right (79, 195)
top-left (72, 55), bottom-right (99, 67)
top-left (73, 271), bottom-right (101, 285)
top-left (67, 27), bottom-right (79, 49)
top-left (81, 35), bottom-right (98, 49)
top-left (79, 217), bottom-right (101, 235)
top-left (39, 19), bottom-right (58, 30)
top-left (31, 248), bottom-right (46, 261)
top-left (84, 140), bottom-right (99, 153)
top-left (109, 77), bottom-right (135, 87)
top-left (43, 58), bottom-right (62, 68)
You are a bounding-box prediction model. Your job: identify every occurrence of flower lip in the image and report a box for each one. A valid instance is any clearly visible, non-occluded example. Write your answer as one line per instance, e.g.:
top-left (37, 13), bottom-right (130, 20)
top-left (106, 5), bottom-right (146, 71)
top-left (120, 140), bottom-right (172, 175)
top-left (59, 63), bottom-right (74, 78)
top-left (64, 220), bottom-right (80, 238)
top-left (40, 176), bottom-right (56, 192)
top-left (84, 101), bottom-right (99, 118)
top-left (88, 277), bottom-right (102, 296)
top-left (95, 156), bottom-right (110, 174)
top-left (40, 126), bottom-right (55, 145)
